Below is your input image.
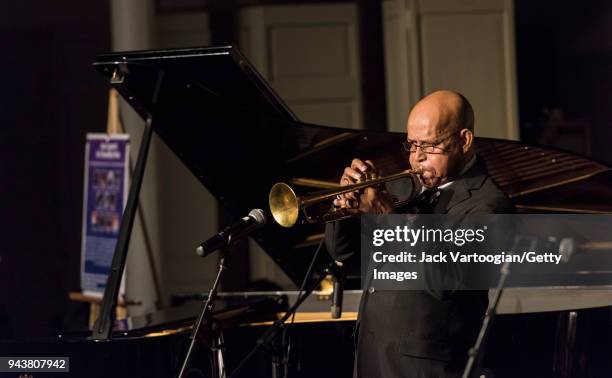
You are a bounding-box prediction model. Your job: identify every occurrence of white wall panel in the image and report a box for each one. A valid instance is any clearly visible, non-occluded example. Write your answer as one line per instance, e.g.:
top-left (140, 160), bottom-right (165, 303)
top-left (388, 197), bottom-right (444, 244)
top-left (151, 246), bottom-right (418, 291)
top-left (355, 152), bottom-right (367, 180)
top-left (238, 3), bottom-right (362, 129)
top-left (383, 0), bottom-right (518, 139)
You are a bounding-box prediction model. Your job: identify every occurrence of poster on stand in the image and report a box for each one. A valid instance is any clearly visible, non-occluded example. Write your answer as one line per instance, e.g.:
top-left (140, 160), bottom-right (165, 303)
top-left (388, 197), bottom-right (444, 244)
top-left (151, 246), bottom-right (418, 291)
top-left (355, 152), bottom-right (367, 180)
top-left (80, 133), bottom-right (129, 297)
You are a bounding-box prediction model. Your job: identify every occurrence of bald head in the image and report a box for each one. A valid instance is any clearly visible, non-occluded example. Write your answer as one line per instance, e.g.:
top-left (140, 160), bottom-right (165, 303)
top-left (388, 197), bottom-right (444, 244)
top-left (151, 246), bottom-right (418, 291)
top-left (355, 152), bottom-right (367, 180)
top-left (408, 90), bottom-right (474, 137)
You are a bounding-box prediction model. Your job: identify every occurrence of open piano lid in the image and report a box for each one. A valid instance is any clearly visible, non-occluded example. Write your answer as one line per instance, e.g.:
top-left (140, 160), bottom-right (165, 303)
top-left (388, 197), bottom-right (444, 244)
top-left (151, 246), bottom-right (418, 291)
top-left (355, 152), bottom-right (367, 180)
top-left (93, 45), bottom-right (344, 285)
top-left (94, 45), bottom-right (612, 286)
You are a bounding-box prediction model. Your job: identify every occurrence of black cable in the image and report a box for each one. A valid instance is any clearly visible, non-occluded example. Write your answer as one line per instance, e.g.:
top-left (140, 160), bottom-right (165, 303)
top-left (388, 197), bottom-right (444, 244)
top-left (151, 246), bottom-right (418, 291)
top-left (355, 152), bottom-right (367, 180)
top-left (291, 239), bottom-right (325, 324)
top-left (284, 239), bottom-right (325, 378)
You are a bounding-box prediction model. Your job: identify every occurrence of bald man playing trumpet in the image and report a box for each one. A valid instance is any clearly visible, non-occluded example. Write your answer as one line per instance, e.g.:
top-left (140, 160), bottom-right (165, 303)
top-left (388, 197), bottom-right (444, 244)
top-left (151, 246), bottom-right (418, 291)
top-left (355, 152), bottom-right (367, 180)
top-left (326, 91), bottom-right (514, 377)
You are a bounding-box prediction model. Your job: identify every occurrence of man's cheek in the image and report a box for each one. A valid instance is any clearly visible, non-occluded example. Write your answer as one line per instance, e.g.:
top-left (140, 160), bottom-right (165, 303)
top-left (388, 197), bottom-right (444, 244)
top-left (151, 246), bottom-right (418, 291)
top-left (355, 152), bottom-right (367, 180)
top-left (430, 157), bottom-right (448, 176)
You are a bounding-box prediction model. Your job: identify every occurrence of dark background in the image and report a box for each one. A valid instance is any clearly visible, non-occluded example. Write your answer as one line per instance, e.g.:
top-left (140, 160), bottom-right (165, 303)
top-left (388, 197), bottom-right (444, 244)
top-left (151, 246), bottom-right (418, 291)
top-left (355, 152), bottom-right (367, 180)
top-left (515, 0), bottom-right (612, 161)
top-left (0, 0), bottom-right (111, 337)
top-left (0, 0), bottom-right (610, 340)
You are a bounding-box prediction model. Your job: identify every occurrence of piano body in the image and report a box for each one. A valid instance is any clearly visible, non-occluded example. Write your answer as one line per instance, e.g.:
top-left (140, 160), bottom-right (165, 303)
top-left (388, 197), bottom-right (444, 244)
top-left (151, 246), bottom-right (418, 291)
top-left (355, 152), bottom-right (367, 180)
top-left (3, 46), bottom-right (612, 377)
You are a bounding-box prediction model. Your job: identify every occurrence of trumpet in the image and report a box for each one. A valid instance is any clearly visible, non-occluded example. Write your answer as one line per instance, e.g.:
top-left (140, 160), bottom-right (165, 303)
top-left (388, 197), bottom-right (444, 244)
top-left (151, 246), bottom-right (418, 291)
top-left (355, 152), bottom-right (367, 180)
top-left (269, 167), bottom-right (423, 227)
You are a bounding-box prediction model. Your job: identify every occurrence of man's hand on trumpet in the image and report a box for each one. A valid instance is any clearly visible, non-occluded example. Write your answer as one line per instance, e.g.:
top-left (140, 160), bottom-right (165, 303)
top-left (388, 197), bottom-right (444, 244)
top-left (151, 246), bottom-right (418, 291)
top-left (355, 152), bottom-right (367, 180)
top-left (332, 158), bottom-right (394, 215)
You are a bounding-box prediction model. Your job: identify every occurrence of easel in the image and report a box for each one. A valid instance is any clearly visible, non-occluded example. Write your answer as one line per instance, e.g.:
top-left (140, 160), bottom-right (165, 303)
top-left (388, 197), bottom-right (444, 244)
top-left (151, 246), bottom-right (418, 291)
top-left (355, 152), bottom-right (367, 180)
top-left (69, 88), bottom-right (163, 328)
top-left (68, 292), bottom-right (132, 328)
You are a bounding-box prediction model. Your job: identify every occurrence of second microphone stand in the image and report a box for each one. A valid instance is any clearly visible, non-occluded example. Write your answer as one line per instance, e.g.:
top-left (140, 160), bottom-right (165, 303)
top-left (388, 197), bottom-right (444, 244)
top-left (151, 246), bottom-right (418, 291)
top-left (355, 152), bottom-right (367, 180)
top-left (462, 236), bottom-right (538, 378)
top-left (229, 260), bottom-right (340, 378)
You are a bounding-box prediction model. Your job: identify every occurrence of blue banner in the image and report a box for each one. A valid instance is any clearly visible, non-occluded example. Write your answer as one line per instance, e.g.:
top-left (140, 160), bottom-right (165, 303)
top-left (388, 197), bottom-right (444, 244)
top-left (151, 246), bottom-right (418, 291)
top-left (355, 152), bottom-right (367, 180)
top-left (80, 133), bottom-right (130, 296)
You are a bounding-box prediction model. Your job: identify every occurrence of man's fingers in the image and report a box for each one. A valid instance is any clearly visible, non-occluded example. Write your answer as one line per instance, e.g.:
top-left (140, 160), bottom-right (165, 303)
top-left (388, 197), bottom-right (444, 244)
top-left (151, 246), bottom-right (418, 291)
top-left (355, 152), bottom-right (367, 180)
top-left (364, 160), bottom-right (381, 178)
top-left (342, 159), bottom-right (379, 186)
top-left (346, 191), bottom-right (360, 201)
top-left (337, 159), bottom-right (380, 209)
top-left (343, 167), bottom-right (363, 182)
top-left (351, 158), bottom-right (368, 173)
top-left (334, 197), bottom-right (359, 209)
top-left (335, 190), bottom-right (359, 203)
top-left (364, 159), bottom-right (376, 171)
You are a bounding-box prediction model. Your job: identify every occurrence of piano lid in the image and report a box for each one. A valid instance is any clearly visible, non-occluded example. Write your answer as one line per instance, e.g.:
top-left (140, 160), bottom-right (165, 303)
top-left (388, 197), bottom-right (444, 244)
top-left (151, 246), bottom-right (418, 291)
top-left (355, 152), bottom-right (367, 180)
top-left (93, 46), bottom-right (347, 285)
top-left (93, 45), bottom-right (612, 287)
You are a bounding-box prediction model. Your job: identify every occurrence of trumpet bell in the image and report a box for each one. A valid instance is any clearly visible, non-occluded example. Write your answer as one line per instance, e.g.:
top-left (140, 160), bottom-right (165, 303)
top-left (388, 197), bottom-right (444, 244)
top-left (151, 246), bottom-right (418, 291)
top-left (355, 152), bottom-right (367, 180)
top-left (269, 182), bottom-right (300, 228)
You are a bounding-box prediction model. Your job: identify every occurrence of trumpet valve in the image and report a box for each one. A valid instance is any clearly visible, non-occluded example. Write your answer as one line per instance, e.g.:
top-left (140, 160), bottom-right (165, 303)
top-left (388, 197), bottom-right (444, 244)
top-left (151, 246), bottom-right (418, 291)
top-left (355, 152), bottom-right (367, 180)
top-left (357, 171), bottom-right (377, 183)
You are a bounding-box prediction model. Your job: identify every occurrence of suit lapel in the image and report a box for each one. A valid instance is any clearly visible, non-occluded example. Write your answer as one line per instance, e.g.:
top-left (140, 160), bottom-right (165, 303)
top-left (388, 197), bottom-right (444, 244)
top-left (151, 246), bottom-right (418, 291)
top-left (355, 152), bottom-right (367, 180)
top-left (434, 157), bottom-right (488, 214)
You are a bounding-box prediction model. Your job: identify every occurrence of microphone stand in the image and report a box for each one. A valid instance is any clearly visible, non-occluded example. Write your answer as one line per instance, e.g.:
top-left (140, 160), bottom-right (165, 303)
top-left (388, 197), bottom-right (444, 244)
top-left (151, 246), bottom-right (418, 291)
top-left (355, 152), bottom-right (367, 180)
top-left (177, 241), bottom-right (236, 378)
top-left (229, 260), bottom-right (339, 378)
top-left (462, 236), bottom-right (537, 378)
top-left (462, 258), bottom-right (511, 378)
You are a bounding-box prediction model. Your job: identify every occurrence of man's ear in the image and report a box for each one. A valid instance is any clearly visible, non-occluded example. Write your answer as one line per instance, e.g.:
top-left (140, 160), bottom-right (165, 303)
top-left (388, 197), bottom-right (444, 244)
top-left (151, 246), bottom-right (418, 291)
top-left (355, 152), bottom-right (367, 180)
top-left (459, 128), bottom-right (474, 153)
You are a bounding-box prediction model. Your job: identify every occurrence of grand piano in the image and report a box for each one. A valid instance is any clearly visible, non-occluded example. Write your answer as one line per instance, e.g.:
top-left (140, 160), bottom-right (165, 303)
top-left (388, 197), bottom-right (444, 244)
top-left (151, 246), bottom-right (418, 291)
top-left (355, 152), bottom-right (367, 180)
top-left (3, 46), bottom-right (612, 377)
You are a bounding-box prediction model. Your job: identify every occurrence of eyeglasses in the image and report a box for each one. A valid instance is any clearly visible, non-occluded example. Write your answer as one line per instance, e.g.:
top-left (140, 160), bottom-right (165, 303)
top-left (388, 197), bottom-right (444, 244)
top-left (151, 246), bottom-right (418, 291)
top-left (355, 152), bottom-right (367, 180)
top-left (402, 131), bottom-right (460, 154)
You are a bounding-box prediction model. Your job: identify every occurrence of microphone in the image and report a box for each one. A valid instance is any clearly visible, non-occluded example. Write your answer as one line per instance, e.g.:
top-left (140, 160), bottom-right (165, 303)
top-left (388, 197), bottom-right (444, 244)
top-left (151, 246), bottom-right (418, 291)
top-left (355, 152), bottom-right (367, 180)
top-left (196, 209), bottom-right (267, 258)
top-left (331, 261), bottom-right (345, 319)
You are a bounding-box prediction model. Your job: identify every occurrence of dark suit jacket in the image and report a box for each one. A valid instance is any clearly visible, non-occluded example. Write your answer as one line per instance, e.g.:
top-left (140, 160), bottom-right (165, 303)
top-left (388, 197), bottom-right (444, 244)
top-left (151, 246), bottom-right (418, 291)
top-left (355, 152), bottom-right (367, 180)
top-left (325, 156), bottom-right (514, 378)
